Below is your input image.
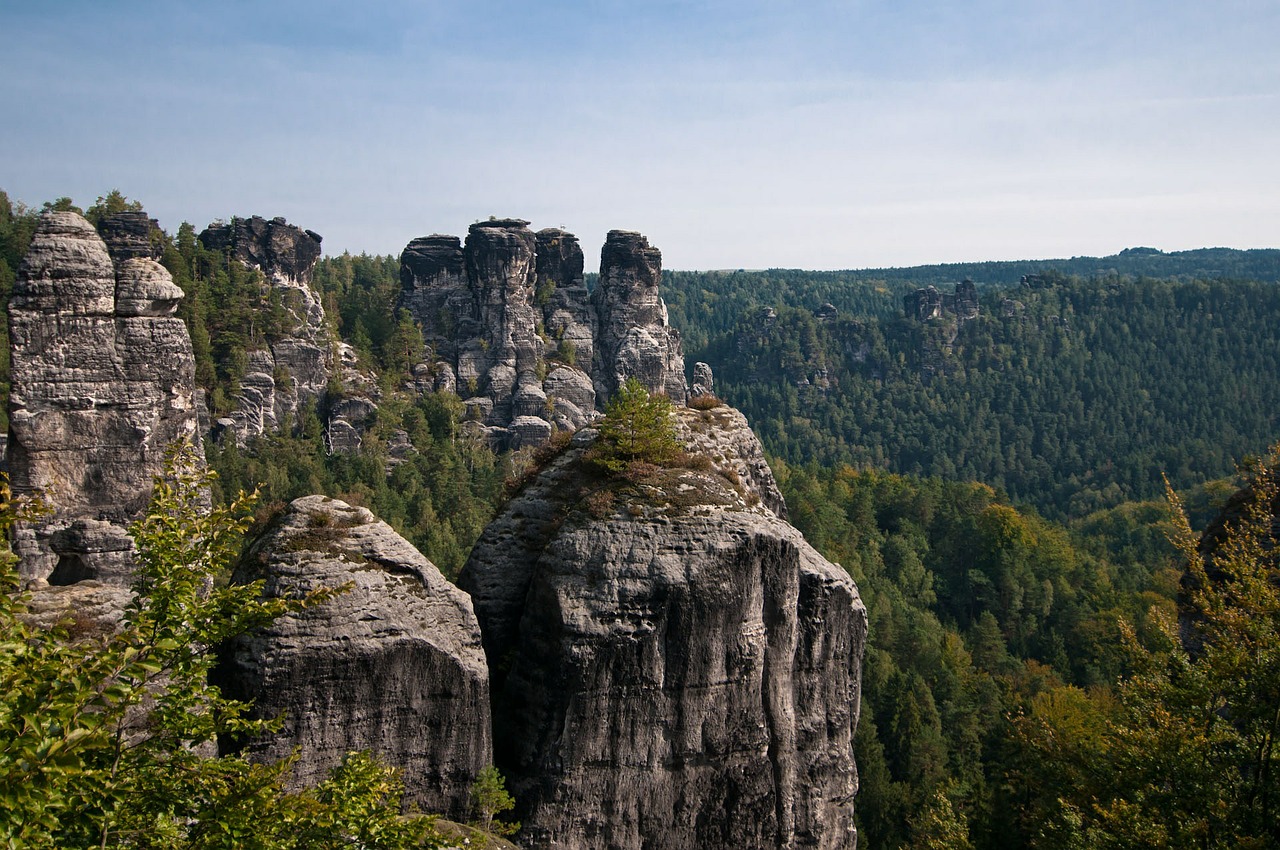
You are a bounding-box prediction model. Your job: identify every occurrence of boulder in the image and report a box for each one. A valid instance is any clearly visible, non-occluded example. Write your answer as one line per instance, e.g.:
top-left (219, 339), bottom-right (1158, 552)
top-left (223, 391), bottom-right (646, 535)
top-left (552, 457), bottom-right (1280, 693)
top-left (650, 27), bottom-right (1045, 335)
top-left (218, 495), bottom-right (491, 820)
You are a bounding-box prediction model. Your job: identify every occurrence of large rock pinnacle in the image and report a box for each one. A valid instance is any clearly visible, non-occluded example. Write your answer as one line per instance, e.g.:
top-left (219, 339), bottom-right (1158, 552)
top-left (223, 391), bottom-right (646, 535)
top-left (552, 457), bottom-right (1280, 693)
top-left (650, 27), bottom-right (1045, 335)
top-left (7, 210), bottom-right (201, 584)
top-left (458, 404), bottom-right (866, 849)
top-left (397, 221), bottom-right (690, 450)
top-left (592, 229), bottom-right (688, 405)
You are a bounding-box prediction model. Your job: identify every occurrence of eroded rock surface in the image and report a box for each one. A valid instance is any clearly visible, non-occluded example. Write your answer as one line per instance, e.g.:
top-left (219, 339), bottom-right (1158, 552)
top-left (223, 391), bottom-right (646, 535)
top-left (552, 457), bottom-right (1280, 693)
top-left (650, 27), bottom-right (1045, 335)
top-left (8, 211), bottom-right (200, 583)
top-left (458, 407), bottom-right (865, 849)
top-left (591, 229), bottom-right (688, 405)
top-left (196, 216), bottom-right (363, 446)
top-left (218, 495), bottom-right (491, 819)
top-left (398, 222), bottom-right (689, 450)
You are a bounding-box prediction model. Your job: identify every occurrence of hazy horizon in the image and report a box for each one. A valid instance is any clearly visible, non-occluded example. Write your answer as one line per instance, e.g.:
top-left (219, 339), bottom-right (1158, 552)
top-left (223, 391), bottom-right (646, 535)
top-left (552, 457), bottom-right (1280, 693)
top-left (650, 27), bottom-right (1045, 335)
top-left (3, 1), bottom-right (1277, 272)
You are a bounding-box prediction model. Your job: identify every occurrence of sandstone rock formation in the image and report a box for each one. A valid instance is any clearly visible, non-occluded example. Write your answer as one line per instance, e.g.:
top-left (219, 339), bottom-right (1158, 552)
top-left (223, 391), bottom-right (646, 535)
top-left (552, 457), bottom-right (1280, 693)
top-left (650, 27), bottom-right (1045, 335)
top-left (458, 406), bottom-right (865, 849)
top-left (7, 211), bottom-right (201, 584)
top-left (218, 495), bottom-right (491, 819)
top-left (96, 209), bottom-right (165, 265)
top-left (904, 284), bottom-right (944, 321)
top-left (691, 361), bottom-right (715, 398)
top-left (592, 229), bottom-right (688, 405)
top-left (401, 221), bottom-right (581, 449)
top-left (905, 280), bottom-right (980, 322)
top-left (197, 216), bottom-right (364, 447)
top-left (398, 221), bottom-right (689, 450)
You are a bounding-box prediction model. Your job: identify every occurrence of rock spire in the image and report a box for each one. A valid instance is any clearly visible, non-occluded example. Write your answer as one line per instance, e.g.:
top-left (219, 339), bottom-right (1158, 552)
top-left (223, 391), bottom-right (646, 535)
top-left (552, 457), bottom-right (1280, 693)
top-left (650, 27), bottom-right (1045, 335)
top-left (7, 210), bottom-right (201, 583)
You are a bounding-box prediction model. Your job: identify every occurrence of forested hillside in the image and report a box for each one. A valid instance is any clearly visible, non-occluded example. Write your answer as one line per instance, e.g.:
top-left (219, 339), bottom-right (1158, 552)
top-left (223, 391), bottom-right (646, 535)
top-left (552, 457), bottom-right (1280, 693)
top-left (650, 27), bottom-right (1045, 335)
top-left (4, 189), bottom-right (1278, 848)
top-left (676, 272), bottom-right (1280, 519)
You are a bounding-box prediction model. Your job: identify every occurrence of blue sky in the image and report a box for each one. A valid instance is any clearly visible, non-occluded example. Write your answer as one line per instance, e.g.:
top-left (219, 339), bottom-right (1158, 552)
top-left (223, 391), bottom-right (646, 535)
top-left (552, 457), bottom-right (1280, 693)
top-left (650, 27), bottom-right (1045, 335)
top-left (2, 0), bottom-right (1277, 270)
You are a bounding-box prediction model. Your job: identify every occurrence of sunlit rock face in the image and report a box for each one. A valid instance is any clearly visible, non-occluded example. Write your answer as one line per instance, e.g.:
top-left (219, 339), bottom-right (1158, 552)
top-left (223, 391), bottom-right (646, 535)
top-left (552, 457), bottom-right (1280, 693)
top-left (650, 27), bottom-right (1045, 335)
top-left (459, 407), bottom-right (866, 849)
top-left (217, 495), bottom-right (492, 820)
top-left (8, 210), bottom-right (200, 584)
top-left (591, 229), bottom-right (688, 406)
top-left (398, 222), bottom-right (690, 450)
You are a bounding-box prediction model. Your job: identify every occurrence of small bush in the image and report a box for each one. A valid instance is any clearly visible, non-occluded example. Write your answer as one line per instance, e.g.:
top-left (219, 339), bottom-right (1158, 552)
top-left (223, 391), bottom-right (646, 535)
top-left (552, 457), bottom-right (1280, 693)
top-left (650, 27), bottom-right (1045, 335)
top-left (688, 393), bottom-right (723, 410)
top-left (586, 379), bottom-right (680, 474)
top-left (583, 489), bottom-right (616, 518)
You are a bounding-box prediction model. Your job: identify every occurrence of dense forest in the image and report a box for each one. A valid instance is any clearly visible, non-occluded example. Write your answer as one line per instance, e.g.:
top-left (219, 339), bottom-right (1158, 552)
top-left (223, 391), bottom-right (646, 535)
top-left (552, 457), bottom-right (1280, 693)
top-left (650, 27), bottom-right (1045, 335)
top-left (674, 271), bottom-right (1280, 520)
top-left (3, 189), bottom-right (1279, 848)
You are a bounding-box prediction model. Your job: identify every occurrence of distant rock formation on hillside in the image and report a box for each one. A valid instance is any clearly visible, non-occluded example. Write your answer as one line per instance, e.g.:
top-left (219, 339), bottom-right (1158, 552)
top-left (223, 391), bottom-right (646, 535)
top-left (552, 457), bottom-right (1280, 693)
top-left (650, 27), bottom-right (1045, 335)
top-left (399, 221), bottom-right (688, 450)
top-left (904, 279), bottom-right (980, 322)
top-left (196, 215), bottom-right (379, 450)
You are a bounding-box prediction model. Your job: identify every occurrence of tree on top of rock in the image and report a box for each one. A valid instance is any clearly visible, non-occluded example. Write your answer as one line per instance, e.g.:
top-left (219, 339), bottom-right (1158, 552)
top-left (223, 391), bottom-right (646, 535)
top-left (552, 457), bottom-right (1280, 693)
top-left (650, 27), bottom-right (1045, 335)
top-left (588, 378), bottom-right (679, 474)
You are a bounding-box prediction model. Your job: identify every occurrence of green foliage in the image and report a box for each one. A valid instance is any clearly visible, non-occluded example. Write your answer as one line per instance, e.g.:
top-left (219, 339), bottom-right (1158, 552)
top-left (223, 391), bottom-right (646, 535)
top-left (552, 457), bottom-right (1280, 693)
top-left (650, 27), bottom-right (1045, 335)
top-left (690, 274), bottom-right (1280, 520)
top-left (0, 447), bottom-right (444, 848)
top-left (207, 391), bottom-right (502, 579)
top-left (774, 460), bottom-right (1183, 849)
top-left (84, 190), bottom-right (143, 226)
top-left (469, 765), bottom-right (518, 840)
top-left (1011, 450), bottom-right (1280, 848)
top-left (587, 378), bottom-right (680, 474)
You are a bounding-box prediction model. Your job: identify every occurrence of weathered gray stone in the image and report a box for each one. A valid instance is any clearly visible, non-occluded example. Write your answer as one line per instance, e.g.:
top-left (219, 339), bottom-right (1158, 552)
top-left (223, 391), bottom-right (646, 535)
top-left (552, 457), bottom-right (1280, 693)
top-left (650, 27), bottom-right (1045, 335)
top-left (114, 258), bottom-right (184, 317)
top-left (508, 415), bottom-right (553, 449)
top-left (198, 215), bottom-right (342, 444)
top-left (96, 210), bottom-right (164, 265)
top-left (458, 408), bottom-right (864, 849)
top-left (691, 361), bottom-right (715, 398)
top-left (8, 211), bottom-right (201, 583)
top-left (398, 222), bottom-right (688, 447)
top-left (219, 495), bottom-right (491, 820)
top-left (543, 366), bottom-right (596, 426)
top-left (592, 230), bottom-right (688, 404)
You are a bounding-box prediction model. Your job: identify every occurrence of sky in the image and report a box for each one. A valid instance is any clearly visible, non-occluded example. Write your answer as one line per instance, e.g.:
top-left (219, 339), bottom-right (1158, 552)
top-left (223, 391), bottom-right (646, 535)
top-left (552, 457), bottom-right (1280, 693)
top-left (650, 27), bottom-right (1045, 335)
top-left (2, 0), bottom-right (1278, 271)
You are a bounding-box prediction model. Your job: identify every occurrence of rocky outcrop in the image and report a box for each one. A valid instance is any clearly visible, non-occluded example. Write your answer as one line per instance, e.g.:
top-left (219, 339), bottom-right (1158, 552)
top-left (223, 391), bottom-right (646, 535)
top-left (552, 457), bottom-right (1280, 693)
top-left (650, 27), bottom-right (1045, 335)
top-left (398, 222), bottom-right (689, 450)
top-left (199, 215), bottom-right (323, 286)
top-left (198, 216), bottom-right (346, 446)
top-left (592, 230), bottom-right (688, 405)
top-left (7, 211), bottom-right (201, 584)
top-left (218, 495), bottom-right (491, 819)
top-left (691, 361), bottom-right (715, 398)
top-left (458, 406), bottom-right (865, 849)
top-left (904, 285), bottom-right (943, 321)
top-left (905, 281), bottom-right (980, 322)
top-left (96, 210), bottom-right (164, 265)
top-left (953, 278), bottom-right (979, 319)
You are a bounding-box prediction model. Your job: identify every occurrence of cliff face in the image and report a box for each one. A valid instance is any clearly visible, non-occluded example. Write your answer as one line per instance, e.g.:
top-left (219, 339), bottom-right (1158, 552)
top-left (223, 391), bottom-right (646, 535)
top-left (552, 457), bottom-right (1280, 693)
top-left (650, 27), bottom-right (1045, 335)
top-left (197, 216), bottom-right (364, 446)
top-left (7, 211), bottom-right (200, 584)
top-left (458, 405), bottom-right (865, 849)
top-left (398, 222), bottom-right (688, 450)
top-left (217, 495), bottom-right (491, 819)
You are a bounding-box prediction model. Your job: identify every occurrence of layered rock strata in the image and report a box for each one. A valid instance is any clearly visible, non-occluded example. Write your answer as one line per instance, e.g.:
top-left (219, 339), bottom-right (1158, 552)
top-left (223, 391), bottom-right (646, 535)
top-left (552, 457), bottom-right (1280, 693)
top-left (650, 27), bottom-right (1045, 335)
top-left (7, 211), bottom-right (200, 583)
top-left (458, 405), bottom-right (865, 849)
top-left (398, 222), bottom-right (688, 450)
top-left (591, 230), bottom-right (688, 405)
top-left (218, 495), bottom-right (491, 819)
top-left (197, 216), bottom-right (368, 447)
